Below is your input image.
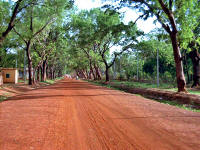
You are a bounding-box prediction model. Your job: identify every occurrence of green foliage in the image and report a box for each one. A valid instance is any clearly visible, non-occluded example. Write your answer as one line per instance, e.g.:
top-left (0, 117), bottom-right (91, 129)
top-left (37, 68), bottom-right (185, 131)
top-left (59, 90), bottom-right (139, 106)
top-left (1, 0), bottom-right (199, 90)
top-left (175, 0), bottom-right (200, 48)
top-left (0, 0), bottom-right (10, 33)
top-left (89, 80), bottom-right (199, 112)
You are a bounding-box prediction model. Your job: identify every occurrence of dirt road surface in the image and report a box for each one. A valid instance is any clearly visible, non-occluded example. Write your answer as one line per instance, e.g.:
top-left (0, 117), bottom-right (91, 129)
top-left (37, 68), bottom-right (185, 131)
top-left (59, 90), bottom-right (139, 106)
top-left (0, 79), bottom-right (200, 150)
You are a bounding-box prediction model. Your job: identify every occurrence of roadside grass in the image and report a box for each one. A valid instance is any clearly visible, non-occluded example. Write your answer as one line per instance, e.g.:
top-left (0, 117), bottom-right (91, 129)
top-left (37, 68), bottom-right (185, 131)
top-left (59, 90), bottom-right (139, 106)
top-left (0, 92), bottom-right (12, 102)
top-left (187, 90), bottom-right (200, 95)
top-left (0, 95), bottom-right (7, 102)
top-left (41, 77), bottom-right (64, 84)
top-left (106, 80), bottom-right (200, 95)
top-left (156, 99), bottom-right (200, 112)
top-left (18, 79), bottom-right (25, 83)
top-left (41, 79), bottom-right (55, 84)
top-left (111, 80), bottom-right (174, 89)
top-left (54, 77), bottom-right (64, 81)
top-left (87, 80), bottom-right (200, 112)
top-left (20, 77), bottom-right (64, 85)
top-left (162, 88), bottom-right (200, 95)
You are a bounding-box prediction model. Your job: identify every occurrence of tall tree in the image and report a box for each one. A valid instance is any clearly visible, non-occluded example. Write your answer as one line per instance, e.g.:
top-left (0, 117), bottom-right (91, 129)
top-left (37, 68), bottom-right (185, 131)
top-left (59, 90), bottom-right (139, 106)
top-left (0, 0), bottom-right (22, 46)
top-left (105, 0), bottom-right (200, 92)
top-left (0, 0), bottom-right (39, 46)
top-left (68, 8), bottom-right (140, 81)
top-left (13, 0), bottom-right (73, 85)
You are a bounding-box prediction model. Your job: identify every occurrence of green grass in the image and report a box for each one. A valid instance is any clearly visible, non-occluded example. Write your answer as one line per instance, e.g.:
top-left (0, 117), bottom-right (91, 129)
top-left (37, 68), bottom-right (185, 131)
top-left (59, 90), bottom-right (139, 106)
top-left (90, 80), bottom-right (200, 96)
top-left (54, 77), bottom-right (64, 80)
top-left (41, 77), bottom-right (64, 85)
top-left (109, 80), bottom-right (200, 96)
top-left (165, 88), bottom-right (200, 95)
top-left (18, 79), bottom-right (25, 83)
top-left (157, 99), bottom-right (200, 112)
top-left (0, 95), bottom-right (8, 102)
top-left (87, 80), bottom-right (200, 112)
top-left (111, 80), bottom-right (174, 89)
top-left (42, 79), bottom-right (55, 84)
top-left (188, 90), bottom-right (200, 95)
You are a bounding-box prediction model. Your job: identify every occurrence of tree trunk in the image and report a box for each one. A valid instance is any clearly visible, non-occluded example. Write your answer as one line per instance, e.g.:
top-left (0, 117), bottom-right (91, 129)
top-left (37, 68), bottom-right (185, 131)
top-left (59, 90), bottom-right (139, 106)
top-left (46, 66), bottom-right (49, 79)
top-left (53, 70), bottom-right (56, 79)
top-left (41, 66), bottom-right (44, 81)
top-left (42, 59), bottom-right (47, 81)
top-left (88, 61), bottom-right (95, 80)
top-left (90, 66), bottom-right (96, 80)
top-left (94, 64), bottom-right (101, 80)
top-left (58, 69), bottom-right (62, 77)
top-left (37, 67), bottom-right (40, 82)
top-left (88, 70), bottom-right (92, 79)
top-left (26, 40), bottom-right (33, 85)
top-left (189, 49), bottom-right (200, 87)
top-left (32, 70), bottom-right (36, 84)
top-left (50, 67), bottom-right (54, 80)
top-left (80, 69), bottom-right (87, 79)
top-left (105, 66), bottom-right (109, 82)
top-left (183, 53), bottom-right (190, 84)
top-left (170, 32), bottom-right (186, 92)
top-left (86, 70), bottom-right (89, 79)
top-left (97, 68), bottom-right (102, 80)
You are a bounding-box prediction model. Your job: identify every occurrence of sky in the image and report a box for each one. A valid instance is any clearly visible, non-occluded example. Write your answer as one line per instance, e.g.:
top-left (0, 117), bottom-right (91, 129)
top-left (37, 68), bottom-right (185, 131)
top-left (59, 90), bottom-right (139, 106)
top-left (9, 0), bottom-right (159, 54)
top-left (10, 0), bottom-right (159, 33)
top-left (75, 0), bottom-right (160, 33)
top-left (74, 0), bottom-right (160, 54)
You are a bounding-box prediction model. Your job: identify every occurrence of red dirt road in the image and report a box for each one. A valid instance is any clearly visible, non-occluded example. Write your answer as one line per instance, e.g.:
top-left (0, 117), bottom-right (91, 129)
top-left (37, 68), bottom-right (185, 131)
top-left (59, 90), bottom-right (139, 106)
top-left (0, 79), bottom-right (200, 150)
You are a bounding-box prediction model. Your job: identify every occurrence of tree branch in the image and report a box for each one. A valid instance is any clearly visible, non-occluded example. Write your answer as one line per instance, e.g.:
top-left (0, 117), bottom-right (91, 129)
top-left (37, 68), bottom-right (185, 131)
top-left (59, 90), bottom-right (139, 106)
top-left (13, 27), bottom-right (27, 44)
top-left (158, 0), bottom-right (177, 32)
top-left (108, 48), bottom-right (127, 68)
top-left (169, 0), bottom-right (173, 10)
top-left (141, 0), bottom-right (171, 33)
top-left (0, 0), bottom-right (23, 45)
top-left (17, 1), bottom-right (38, 13)
top-left (132, 13), bottom-right (146, 25)
top-left (33, 18), bottom-right (56, 37)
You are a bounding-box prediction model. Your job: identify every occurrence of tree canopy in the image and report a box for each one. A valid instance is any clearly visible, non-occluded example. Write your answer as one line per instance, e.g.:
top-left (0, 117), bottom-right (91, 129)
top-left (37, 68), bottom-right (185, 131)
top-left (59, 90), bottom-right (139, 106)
top-left (0, 0), bottom-right (200, 92)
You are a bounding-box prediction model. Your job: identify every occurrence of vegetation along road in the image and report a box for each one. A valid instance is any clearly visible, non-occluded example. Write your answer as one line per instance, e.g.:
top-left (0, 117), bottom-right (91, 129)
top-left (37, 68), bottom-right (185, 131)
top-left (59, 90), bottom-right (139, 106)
top-left (0, 78), bottom-right (200, 150)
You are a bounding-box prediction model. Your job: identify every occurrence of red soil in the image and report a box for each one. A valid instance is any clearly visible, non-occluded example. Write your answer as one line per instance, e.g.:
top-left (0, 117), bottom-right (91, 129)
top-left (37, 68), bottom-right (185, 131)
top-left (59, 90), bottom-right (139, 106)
top-left (0, 79), bottom-right (200, 150)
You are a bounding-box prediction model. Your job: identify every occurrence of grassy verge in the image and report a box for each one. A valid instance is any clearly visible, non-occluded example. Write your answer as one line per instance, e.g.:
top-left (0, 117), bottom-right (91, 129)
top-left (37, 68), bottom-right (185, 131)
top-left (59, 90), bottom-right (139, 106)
top-left (111, 80), bottom-right (174, 89)
top-left (0, 95), bottom-right (7, 102)
top-left (41, 77), bottom-right (64, 84)
top-left (87, 80), bottom-right (200, 112)
top-left (165, 88), bottom-right (200, 95)
top-left (20, 77), bottom-right (64, 85)
top-left (102, 80), bottom-right (200, 95)
top-left (156, 99), bottom-right (200, 112)
top-left (41, 79), bottom-right (55, 84)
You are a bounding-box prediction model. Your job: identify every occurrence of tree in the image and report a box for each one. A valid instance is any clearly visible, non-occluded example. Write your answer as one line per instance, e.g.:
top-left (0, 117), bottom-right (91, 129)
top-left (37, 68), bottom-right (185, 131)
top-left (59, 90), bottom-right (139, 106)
top-left (92, 9), bottom-right (140, 81)
top-left (135, 32), bottom-right (175, 81)
top-left (13, 0), bottom-right (73, 85)
top-left (68, 9), bottom-right (103, 80)
top-left (0, 0), bottom-right (26, 63)
top-left (68, 8), bottom-right (141, 81)
top-left (105, 0), bottom-right (200, 92)
top-left (0, 0), bottom-right (23, 46)
top-left (188, 42), bottom-right (200, 87)
top-left (186, 20), bottom-right (200, 87)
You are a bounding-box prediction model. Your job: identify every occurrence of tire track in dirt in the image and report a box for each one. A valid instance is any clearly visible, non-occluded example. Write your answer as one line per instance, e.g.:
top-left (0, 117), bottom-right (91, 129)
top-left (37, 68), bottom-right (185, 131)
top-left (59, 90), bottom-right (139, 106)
top-left (0, 79), bottom-right (200, 150)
